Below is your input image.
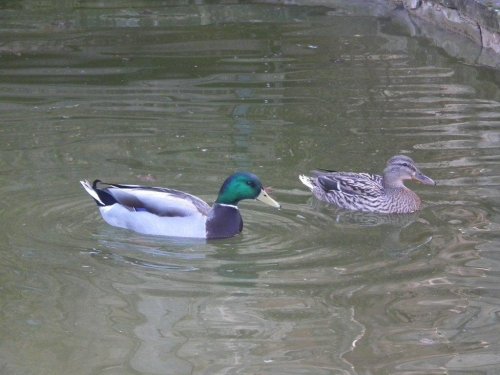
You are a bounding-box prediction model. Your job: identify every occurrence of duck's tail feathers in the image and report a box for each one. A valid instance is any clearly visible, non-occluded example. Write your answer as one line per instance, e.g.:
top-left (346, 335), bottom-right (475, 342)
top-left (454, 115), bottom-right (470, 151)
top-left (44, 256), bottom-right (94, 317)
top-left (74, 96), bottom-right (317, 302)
top-left (80, 179), bottom-right (106, 206)
top-left (299, 175), bottom-right (315, 191)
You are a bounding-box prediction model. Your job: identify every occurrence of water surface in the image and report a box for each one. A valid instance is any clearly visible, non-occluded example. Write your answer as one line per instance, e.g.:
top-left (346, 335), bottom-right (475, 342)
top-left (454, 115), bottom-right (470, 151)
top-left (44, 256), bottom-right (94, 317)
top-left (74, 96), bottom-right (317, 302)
top-left (1, 1), bottom-right (500, 374)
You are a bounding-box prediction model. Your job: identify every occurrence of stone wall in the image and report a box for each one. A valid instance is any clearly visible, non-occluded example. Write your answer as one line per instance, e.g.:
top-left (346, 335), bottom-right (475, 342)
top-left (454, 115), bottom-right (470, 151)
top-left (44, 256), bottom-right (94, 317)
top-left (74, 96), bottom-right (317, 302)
top-left (260, 0), bottom-right (500, 66)
top-left (396, 0), bottom-right (500, 53)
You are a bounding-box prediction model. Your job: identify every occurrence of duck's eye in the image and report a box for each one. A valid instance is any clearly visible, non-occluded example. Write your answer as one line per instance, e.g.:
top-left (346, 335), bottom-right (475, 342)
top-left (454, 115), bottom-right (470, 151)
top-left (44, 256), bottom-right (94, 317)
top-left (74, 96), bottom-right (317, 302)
top-left (246, 181), bottom-right (256, 187)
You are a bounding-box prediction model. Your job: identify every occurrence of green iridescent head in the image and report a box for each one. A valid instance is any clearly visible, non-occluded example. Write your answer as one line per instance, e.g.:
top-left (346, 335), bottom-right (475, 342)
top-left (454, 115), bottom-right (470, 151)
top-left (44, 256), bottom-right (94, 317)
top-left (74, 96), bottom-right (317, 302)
top-left (215, 172), bottom-right (280, 208)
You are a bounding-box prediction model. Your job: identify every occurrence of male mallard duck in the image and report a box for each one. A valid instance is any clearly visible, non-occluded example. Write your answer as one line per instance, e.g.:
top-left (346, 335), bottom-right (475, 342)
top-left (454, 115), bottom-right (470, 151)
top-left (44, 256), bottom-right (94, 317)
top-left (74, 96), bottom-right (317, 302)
top-left (80, 172), bottom-right (280, 239)
top-left (299, 155), bottom-right (435, 214)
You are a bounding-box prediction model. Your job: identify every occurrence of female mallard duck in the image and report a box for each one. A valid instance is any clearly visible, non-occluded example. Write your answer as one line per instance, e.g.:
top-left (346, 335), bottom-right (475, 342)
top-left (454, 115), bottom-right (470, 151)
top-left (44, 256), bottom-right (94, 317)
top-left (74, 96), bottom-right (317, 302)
top-left (299, 155), bottom-right (435, 214)
top-left (80, 172), bottom-right (280, 239)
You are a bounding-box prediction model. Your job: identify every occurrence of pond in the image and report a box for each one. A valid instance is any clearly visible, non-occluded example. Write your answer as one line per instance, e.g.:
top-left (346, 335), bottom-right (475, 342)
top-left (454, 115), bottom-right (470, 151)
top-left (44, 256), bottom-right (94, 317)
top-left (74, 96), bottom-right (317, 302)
top-left (1, 1), bottom-right (500, 374)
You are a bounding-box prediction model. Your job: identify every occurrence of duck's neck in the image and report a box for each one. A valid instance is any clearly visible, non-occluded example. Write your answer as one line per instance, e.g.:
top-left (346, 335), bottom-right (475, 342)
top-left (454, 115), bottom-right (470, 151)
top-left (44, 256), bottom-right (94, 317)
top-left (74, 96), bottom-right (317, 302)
top-left (206, 203), bottom-right (243, 239)
top-left (382, 181), bottom-right (421, 213)
top-left (382, 175), bottom-right (406, 190)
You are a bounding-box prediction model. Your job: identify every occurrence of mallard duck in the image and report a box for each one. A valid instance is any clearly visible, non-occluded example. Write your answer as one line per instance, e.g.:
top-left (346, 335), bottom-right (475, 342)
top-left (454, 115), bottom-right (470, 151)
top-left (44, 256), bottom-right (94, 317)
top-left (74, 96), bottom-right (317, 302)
top-left (80, 172), bottom-right (280, 239)
top-left (299, 155), bottom-right (435, 214)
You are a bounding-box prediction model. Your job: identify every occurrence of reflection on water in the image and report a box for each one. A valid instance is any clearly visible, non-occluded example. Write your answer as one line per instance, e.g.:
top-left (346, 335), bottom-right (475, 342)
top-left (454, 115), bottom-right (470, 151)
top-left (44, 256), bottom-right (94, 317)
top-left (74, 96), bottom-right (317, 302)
top-left (1, 1), bottom-right (500, 374)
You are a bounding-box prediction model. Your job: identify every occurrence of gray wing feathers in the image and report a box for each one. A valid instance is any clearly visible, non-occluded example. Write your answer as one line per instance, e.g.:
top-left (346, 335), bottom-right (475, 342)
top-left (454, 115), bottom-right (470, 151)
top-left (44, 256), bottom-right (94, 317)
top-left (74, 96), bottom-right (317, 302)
top-left (107, 186), bottom-right (211, 217)
top-left (315, 172), bottom-right (383, 197)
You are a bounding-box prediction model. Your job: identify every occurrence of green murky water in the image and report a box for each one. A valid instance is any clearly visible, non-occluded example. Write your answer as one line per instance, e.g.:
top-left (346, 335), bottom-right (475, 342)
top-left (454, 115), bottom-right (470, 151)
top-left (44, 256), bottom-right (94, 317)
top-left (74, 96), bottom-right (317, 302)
top-left (1, 1), bottom-right (500, 374)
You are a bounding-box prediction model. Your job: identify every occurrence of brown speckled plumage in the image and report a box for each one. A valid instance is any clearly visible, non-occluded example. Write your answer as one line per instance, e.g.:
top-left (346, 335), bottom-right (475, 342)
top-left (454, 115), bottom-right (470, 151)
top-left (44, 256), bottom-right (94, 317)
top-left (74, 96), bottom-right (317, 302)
top-left (299, 155), bottom-right (435, 214)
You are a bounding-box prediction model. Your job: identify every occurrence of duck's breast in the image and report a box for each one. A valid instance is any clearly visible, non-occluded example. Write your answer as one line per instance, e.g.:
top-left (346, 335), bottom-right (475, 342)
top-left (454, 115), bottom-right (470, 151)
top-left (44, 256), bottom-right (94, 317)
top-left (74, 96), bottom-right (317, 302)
top-left (206, 204), bottom-right (243, 239)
